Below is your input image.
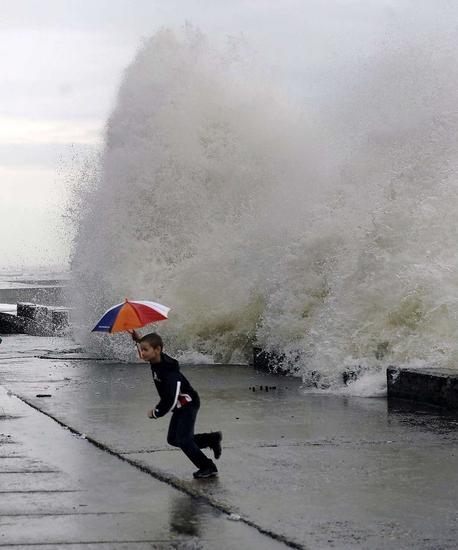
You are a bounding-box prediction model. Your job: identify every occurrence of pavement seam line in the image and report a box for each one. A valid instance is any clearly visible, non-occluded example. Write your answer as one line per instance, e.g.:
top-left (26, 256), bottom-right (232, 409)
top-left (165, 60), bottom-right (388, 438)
top-left (0, 512), bottom-right (133, 517)
top-left (0, 470), bottom-right (61, 474)
top-left (8, 390), bottom-right (306, 550)
top-left (0, 540), bottom-right (192, 547)
top-left (0, 456), bottom-right (28, 458)
top-left (0, 490), bottom-right (82, 494)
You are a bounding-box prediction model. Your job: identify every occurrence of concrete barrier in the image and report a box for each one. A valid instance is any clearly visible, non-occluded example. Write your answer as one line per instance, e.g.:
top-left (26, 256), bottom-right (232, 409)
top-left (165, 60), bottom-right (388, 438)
top-left (387, 366), bottom-right (458, 409)
top-left (0, 312), bottom-right (28, 334)
top-left (17, 303), bottom-right (52, 336)
top-left (0, 303), bottom-right (70, 336)
top-left (16, 302), bottom-right (37, 319)
top-left (50, 307), bottom-right (69, 335)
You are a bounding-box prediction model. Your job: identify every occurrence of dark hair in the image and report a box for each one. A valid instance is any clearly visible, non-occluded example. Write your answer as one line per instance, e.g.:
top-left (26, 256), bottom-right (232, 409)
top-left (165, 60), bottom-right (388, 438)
top-left (139, 332), bottom-right (163, 350)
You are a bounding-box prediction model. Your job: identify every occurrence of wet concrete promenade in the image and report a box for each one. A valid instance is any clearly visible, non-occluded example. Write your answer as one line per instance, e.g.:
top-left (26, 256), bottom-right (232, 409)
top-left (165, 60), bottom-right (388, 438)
top-left (1, 335), bottom-right (458, 549)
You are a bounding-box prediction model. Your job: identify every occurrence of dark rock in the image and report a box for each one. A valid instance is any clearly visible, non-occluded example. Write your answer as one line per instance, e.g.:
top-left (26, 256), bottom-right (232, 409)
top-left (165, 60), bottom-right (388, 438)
top-left (252, 347), bottom-right (289, 374)
top-left (302, 370), bottom-right (331, 389)
top-left (342, 366), bottom-right (362, 386)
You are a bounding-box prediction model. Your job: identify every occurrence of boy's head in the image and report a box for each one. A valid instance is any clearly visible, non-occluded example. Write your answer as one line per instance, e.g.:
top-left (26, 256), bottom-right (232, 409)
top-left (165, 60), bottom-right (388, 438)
top-left (138, 332), bottom-right (163, 362)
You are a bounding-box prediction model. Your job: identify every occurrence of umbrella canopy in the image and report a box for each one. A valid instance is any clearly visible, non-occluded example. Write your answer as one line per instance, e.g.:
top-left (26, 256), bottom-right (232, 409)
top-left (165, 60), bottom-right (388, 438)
top-left (92, 299), bottom-right (170, 333)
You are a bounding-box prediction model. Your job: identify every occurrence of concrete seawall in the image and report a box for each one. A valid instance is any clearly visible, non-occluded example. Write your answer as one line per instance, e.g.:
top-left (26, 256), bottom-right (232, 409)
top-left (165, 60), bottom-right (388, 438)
top-left (254, 351), bottom-right (458, 410)
top-left (387, 366), bottom-right (458, 409)
top-left (0, 302), bottom-right (69, 336)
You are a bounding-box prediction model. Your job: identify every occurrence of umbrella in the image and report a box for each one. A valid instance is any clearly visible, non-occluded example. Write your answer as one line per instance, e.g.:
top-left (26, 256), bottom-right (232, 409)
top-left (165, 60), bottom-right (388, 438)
top-left (92, 299), bottom-right (170, 333)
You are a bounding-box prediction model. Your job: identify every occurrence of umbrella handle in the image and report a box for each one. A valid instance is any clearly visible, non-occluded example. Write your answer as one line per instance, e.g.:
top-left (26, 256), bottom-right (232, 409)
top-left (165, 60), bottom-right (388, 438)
top-left (135, 342), bottom-right (142, 359)
top-left (127, 329), bottom-right (142, 359)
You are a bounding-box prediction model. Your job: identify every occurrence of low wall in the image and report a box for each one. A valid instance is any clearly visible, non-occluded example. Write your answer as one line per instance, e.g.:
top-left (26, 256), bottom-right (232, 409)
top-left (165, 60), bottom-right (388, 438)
top-left (387, 366), bottom-right (458, 409)
top-left (0, 303), bottom-right (69, 336)
top-left (0, 312), bottom-right (28, 334)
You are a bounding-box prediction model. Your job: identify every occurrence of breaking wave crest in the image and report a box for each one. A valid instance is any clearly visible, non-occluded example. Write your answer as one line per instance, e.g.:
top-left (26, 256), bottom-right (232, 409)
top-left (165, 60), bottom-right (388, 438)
top-left (70, 16), bottom-right (458, 389)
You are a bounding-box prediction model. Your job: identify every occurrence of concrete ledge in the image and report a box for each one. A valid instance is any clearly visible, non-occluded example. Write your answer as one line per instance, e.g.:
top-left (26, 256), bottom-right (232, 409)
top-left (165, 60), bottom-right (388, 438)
top-left (0, 312), bottom-right (28, 334)
top-left (387, 366), bottom-right (458, 409)
top-left (51, 307), bottom-right (69, 335)
top-left (17, 302), bottom-right (40, 319)
top-left (0, 303), bottom-right (69, 336)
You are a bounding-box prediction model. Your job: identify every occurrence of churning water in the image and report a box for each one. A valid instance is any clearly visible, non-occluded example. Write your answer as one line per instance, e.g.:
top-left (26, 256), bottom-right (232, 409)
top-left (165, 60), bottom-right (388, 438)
top-left (70, 18), bottom-right (458, 389)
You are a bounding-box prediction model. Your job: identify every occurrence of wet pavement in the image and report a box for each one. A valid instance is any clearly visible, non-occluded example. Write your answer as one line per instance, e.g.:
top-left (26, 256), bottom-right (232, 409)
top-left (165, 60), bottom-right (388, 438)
top-left (1, 335), bottom-right (458, 549)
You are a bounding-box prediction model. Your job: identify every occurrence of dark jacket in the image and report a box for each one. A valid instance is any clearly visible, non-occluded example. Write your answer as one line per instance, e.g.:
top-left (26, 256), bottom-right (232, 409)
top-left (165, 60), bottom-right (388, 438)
top-left (150, 352), bottom-right (199, 418)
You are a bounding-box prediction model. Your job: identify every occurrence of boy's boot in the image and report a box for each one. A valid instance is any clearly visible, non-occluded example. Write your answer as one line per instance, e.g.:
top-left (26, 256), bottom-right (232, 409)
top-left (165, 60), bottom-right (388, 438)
top-left (193, 461), bottom-right (218, 479)
top-left (210, 431), bottom-right (223, 460)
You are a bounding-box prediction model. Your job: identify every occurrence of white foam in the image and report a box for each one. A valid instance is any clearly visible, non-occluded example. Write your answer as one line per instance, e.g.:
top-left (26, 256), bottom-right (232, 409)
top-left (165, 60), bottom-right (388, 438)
top-left (341, 372), bottom-right (387, 399)
top-left (176, 350), bottom-right (214, 365)
top-left (69, 15), bottom-right (458, 381)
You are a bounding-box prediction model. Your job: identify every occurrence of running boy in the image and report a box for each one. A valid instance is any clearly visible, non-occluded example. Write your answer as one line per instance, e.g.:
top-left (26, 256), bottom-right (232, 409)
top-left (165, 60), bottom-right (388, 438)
top-left (130, 330), bottom-right (222, 478)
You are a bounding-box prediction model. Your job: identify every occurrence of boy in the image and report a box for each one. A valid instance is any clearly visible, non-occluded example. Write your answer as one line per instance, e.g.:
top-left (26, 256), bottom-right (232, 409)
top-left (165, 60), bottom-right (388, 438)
top-left (131, 330), bottom-right (222, 478)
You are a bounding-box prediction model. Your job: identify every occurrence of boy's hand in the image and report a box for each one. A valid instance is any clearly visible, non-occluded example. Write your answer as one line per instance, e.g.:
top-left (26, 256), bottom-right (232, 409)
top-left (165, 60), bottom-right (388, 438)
top-left (147, 409), bottom-right (157, 419)
top-left (129, 329), bottom-right (141, 343)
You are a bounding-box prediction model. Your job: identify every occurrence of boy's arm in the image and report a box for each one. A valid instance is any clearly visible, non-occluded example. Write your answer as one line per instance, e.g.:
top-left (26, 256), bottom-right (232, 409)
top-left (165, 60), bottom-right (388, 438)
top-left (150, 373), bottom-right (181, 419)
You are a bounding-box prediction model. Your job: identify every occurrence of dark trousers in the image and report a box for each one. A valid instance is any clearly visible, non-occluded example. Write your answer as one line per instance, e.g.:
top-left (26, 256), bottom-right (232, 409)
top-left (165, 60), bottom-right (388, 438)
top-left (167, 401), bottom-right (214, 469)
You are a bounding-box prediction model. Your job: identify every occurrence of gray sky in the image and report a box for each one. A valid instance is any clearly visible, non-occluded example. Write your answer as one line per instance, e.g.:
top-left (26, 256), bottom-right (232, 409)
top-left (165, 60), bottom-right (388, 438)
top-left (0, 0), bottom-right (411, 269)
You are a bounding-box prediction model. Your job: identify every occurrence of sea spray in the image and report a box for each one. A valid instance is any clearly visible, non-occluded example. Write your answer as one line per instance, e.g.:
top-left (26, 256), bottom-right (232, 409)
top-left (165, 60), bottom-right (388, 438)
top-left (69, 26), bottom-right (328, 362)
top-left (69, 17), bottom-right (458, 389)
